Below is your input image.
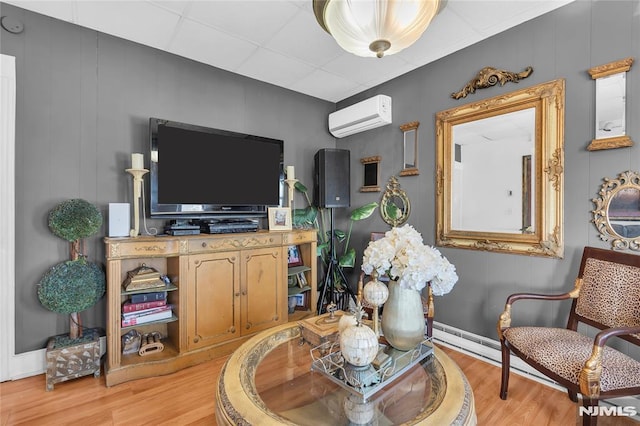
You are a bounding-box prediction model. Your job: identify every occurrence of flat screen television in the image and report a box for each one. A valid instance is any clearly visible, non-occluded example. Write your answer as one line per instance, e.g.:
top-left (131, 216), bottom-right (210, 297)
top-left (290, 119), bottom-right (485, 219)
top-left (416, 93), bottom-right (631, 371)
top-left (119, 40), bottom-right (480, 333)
top-left (149, 118), bottom-right (283, 219)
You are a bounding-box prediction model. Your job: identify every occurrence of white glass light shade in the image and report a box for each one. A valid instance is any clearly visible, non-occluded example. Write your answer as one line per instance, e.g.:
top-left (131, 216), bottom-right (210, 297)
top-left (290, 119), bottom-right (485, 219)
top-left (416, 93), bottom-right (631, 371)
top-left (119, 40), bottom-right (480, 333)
top-left (363, 279), bottom-right (389, 306)
top-left (316, 0), bottom-right (443, 58)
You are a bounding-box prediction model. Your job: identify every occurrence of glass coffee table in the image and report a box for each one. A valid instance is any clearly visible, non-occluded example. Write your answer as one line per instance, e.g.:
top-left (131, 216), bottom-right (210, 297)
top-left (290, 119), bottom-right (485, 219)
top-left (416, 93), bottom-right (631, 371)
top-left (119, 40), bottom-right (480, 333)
top-left (216, 322), bottom-right (476, 425)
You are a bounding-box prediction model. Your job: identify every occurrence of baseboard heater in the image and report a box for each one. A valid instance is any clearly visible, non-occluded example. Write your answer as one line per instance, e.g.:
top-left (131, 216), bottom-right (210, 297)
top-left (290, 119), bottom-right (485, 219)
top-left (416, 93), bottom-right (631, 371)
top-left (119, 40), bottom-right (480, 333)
top-left (432, 321), bottom-right (640, 420)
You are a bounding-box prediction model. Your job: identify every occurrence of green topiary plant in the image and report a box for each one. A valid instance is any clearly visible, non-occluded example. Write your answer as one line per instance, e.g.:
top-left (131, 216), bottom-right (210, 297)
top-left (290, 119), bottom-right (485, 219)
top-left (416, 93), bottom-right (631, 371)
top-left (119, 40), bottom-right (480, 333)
top-left (37, 199), bottom-right (105, 340)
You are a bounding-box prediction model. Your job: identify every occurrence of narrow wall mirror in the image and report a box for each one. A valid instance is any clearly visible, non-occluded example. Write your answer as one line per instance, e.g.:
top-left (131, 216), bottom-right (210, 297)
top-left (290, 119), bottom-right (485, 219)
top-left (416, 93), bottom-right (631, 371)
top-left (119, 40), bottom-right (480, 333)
top-left (587, 57), bottom-right (634, 151)
top-left (360, 156), bottom-right (381, 192)
top-left (400, 121), bottom-right (419, 176)
top-left (592, 170), bottom-right (640, 251)
top-left (435, 79), bottom-right (565, 258)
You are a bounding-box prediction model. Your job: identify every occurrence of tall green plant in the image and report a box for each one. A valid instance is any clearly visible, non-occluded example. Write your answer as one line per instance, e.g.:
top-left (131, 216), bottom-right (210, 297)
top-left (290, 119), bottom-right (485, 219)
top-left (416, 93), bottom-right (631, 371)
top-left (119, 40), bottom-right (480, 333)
top-left (292, 181), bottom-right (377, 288)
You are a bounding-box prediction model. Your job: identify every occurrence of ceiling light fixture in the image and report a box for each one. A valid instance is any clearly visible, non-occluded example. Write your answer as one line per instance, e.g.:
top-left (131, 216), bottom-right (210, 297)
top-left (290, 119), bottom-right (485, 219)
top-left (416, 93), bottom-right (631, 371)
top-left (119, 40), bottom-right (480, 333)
top-left (313, 0), bottom-right (446, 58)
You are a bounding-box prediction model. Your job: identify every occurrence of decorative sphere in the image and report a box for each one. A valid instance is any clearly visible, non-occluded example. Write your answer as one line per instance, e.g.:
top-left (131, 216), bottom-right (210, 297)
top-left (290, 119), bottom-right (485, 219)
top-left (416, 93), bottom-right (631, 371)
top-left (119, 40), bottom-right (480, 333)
top-left (339, 323), bottom-right (378, 367)
top-left (363, 279), bottom-right (389, 306)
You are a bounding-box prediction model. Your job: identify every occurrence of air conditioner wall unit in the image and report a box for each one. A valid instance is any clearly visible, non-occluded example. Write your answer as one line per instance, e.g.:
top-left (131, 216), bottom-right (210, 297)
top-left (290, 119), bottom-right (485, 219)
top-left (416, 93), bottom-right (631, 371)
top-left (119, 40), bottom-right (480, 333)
top-left (328, 95), bottom-right (392, 138)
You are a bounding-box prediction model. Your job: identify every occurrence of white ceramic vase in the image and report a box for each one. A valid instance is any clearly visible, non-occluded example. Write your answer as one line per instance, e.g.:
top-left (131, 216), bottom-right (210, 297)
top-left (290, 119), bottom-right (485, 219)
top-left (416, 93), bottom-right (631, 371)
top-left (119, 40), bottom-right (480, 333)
top-left (381, 280), bottom-right (425, 351)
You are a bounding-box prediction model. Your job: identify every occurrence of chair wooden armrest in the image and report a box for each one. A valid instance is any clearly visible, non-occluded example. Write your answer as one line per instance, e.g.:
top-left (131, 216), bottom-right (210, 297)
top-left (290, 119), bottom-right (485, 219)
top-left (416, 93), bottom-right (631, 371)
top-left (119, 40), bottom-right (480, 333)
top-left (497, 291), bottom-right (573, 339)
top-left (579, 326), bottom-right (640, 398)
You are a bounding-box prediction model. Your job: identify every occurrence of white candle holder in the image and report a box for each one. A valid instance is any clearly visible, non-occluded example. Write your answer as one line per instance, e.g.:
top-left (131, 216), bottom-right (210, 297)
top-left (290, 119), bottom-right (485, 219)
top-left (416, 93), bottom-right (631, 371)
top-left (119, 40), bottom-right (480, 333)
top-left (126, 168), bottom-right (149, 237)
top-left (285, 178), bottom-right (298, 209)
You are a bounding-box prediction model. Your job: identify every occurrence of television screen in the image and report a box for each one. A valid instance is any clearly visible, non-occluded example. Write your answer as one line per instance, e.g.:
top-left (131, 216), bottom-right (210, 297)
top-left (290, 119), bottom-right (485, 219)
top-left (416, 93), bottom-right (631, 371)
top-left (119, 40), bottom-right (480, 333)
top-left (149, 118), bottom-right (283, 219)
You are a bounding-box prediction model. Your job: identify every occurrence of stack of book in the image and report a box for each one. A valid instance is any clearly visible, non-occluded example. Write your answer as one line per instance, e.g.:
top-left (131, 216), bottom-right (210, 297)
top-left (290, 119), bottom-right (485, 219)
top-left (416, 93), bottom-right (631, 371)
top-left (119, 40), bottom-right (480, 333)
top-left (122, 293), bottom-right (172, 327)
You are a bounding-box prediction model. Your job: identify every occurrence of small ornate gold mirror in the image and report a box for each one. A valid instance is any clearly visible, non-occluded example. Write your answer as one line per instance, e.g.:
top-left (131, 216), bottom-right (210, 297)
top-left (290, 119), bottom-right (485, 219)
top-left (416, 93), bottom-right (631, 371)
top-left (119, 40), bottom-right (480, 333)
top-left (587, 57), bottom-right (634, 151)
top-left (360, 156), bottom-right (381, 192)
top-left (380, 176), bottom-right (410, 227)
top-left (592, 170), bottom-right (640, 251)
top-left (400, 121), bottom-right (419, 176)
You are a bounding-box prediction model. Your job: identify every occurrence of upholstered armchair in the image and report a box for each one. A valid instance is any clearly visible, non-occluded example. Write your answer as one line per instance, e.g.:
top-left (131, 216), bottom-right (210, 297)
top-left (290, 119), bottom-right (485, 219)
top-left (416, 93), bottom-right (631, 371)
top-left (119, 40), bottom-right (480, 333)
top-left (497, 246), bottom-right (640, 426)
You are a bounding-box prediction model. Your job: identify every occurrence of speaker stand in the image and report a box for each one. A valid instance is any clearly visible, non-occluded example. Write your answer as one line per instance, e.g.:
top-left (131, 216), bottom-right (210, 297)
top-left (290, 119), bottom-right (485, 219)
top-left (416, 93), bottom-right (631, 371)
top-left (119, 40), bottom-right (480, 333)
top-left (317, 208), bottom-right (356, 315)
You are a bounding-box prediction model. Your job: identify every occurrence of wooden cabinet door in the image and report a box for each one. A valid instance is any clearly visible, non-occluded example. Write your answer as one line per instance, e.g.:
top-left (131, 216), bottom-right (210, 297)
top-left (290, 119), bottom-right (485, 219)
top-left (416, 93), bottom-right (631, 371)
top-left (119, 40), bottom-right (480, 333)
top-left (240, 246), bottom-right (286, 336)
top-left (187, 252), bottom-right (240, 350)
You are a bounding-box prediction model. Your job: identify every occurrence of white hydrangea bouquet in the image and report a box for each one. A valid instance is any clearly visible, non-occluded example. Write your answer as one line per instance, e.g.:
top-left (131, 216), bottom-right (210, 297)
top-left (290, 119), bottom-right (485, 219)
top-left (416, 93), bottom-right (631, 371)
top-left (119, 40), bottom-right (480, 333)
top-left (361, 224), bottom-right (458, 295)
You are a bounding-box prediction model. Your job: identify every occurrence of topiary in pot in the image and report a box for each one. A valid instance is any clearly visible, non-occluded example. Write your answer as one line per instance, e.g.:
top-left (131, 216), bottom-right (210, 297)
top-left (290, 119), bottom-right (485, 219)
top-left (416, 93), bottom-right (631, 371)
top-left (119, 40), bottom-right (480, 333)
top-left (37, 199), bottom-right (105, 340)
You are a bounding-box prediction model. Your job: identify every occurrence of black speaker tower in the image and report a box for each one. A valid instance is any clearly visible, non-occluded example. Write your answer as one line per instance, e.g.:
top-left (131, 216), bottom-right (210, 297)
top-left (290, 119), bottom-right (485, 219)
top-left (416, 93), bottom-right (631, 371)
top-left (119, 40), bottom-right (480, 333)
top-left (313, 149), bottom-right (355, 314)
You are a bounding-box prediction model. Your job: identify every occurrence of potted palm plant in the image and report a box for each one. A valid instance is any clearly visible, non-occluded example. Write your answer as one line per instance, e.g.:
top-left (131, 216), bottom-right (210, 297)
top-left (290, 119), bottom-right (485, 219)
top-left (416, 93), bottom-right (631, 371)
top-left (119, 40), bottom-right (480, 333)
top-left (37, 198), bottom-right (106, 390)
top-left (292, 181), bottom-right (377, 311)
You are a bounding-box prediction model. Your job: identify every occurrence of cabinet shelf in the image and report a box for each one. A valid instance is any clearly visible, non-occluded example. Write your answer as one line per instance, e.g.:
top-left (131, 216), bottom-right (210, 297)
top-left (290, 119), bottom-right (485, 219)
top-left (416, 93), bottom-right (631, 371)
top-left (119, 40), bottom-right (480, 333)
top-left (121, 314), bottom-right (178, 331)
top-left (288, 285), bottom-right (311, 296)
top-left (288, 265), bottom-right (311, 276)
top-left (120, 339), bottom-right (179, 367)
top-left (121, 283), bottom-right (178, 297)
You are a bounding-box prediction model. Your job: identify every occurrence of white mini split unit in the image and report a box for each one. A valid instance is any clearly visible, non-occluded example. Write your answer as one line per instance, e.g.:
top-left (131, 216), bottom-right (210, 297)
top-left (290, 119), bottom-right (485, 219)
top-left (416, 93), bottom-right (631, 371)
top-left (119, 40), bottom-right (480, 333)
top-left (328, 94), bottom-right (392, 138)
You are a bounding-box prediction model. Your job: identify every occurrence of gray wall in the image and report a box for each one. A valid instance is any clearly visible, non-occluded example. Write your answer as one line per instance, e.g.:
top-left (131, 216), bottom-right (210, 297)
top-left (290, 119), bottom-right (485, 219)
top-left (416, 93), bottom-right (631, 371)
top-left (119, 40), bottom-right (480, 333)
top-left (340, 0), bottom-right (639, 348)
top-left (3, 1), bottom-right (639, 355)
top-left (1, 3), bottom-right (336, 353)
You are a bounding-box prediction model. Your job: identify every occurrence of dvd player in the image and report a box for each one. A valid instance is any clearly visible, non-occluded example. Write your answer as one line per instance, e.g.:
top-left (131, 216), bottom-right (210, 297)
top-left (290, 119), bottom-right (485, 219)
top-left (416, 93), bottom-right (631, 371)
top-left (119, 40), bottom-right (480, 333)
top-left (198, 219), bottom-right (258, 234)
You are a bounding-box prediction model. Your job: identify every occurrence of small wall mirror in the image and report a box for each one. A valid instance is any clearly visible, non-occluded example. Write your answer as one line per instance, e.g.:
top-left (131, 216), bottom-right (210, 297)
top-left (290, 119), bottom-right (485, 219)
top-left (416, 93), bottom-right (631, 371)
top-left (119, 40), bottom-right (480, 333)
top-left (592, 170), bottom-right (640, 251)
top-left (380, 176), bottom-right (410, 227)
top-left (436, 79), bottom-right (565, 258)
top-left (360, 156), bottom-right (381, 192)
top-left (400, 121), bottom-right (419, 176)
top-left (587, 57), bottom-right (634, 151)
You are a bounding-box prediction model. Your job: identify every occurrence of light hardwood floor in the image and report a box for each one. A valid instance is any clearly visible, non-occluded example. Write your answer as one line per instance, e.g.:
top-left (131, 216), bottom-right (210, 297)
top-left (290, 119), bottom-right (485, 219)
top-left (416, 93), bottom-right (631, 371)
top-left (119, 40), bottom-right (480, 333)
top-left (1, 345), bottom-right (637, 425)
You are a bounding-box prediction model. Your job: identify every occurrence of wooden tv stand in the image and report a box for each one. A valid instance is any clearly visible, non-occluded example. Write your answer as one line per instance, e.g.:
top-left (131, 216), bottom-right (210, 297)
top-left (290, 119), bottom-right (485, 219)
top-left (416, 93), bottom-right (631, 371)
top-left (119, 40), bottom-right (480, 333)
top-left (104, 229), bottom-right (317, 386)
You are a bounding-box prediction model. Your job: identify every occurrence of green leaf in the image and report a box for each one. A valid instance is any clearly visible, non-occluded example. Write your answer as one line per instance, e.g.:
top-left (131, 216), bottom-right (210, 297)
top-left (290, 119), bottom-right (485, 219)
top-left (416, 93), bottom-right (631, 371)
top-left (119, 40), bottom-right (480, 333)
top-left (294, 181), bottom-right (308, 193)
top-left (334, 229), bottom-right (346, 242)
top-left (317, 242), bottom-right (329, 257)
top-left (293, 206), bottom-right (317, 227)
top-left (350, 202), bottom-right (378, 221)
top-left (339, 248), bottom-right (356, 268)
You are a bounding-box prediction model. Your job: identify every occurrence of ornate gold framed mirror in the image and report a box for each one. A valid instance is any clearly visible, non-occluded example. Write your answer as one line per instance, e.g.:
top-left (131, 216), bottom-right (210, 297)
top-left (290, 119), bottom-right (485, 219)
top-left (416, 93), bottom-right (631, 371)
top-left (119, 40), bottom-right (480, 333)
top-left (360, 156), bottom-right (381, 192)
top-left (435, 79), bottom-right (565, 258)
top-left (592, 170), bottom-right (640, 251)
top-left (380, 176), bottom-right (410, 227)
top-left (400, 121), bottom-right (419, 176)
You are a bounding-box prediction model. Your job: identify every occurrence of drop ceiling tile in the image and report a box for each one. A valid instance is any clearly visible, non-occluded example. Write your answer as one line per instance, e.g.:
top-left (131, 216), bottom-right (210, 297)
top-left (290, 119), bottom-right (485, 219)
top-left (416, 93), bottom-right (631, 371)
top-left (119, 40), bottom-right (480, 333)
top-left (322, 52), bottom-right (409, 86)
top-left (289, 68), bottom-right (363, 102)
top-left (265, 9), bottom-right (343, 67)
top-left (75, 1), bottom-right (180, 50)
top-left (236, 47), bottom-right (315, 89)
top-left (186, 0), bottom-right (299, 45)
top-left (149, 1), bottom-right (191, 16)
top-left (169, 17), bottom-right (258, 72)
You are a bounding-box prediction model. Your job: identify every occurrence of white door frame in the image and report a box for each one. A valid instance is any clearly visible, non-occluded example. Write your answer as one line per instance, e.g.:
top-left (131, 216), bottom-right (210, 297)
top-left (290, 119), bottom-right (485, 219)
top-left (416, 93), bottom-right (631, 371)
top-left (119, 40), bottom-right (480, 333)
top-left (0, 54), bottom-right (17, 381)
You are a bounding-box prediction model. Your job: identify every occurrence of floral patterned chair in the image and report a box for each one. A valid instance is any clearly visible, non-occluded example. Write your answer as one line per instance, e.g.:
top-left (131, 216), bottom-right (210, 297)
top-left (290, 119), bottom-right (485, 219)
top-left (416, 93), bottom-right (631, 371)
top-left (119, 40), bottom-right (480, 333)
top-left (497, 246), bottom-right (640, 426)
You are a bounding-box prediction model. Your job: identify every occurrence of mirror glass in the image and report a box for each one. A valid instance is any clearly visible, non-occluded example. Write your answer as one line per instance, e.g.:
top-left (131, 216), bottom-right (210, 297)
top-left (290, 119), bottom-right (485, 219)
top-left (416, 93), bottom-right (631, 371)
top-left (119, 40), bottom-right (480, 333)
top-left (593, 170), bottom-right (640, 250)
top-left (451, 108), bottom-right (535, 233)
top-left (404, 129), bottom-right (417, 168)
top-left (595, 72), bottom-right (626, 140)
top-left (436, 79), bottom-right (565, 258)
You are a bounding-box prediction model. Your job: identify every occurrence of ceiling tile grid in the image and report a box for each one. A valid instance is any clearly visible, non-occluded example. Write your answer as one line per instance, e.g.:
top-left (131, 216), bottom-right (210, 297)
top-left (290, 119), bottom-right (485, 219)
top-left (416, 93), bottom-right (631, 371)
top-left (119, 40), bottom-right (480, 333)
top-left (4, 0), bottom-right (575, 102)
